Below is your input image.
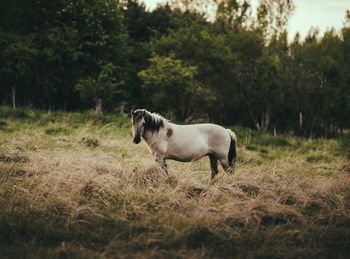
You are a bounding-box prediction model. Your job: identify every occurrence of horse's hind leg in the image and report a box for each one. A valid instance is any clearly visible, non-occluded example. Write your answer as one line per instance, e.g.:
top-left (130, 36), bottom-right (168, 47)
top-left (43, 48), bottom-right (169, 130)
top-left (219, 158), bottom-right (233, 175)
top-left (209, 155), bottom-right (218, 179)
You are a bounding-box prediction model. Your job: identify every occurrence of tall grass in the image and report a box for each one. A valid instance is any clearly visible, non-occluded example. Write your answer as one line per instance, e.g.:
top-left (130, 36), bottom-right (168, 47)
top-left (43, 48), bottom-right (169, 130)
top-left (0, 108), bottom-right (349, 258)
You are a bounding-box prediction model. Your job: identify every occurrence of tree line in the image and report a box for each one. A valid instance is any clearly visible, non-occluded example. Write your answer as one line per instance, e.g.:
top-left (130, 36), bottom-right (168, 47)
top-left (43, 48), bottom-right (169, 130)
top-left (1, 0), bottom-right (349, 137)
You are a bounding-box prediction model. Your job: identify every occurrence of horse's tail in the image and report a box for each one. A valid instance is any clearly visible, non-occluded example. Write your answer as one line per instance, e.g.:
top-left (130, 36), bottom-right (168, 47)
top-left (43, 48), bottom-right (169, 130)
top-left (226, 129), bottom-right (237, 167)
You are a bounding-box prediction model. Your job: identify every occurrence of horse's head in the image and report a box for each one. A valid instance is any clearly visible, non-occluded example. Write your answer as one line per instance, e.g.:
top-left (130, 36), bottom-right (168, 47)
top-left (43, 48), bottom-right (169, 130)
top-left (131, 108), bottom-right (146, 144)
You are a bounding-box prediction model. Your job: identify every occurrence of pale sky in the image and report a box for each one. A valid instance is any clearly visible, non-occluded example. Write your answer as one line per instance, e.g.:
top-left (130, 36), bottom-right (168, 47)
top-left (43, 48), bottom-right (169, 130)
top-left (142, 0), bottom-right (350, 40)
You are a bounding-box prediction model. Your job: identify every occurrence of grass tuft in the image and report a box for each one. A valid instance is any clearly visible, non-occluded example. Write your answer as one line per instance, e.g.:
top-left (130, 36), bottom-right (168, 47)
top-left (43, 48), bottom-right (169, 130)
top-left (0, 154), bottom-right (29, 163)
top-left (81, 137), bottom-right (99, 148)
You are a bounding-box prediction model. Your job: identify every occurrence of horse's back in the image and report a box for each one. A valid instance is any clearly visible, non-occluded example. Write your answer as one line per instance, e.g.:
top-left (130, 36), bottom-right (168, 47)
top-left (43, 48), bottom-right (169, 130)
top-left (172, 123), bottom-right (227, 140)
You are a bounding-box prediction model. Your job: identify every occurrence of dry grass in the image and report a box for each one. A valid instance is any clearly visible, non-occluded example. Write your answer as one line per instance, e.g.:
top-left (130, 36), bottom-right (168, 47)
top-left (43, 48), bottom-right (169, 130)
top-left (0, 108), bottom-right (350, 258)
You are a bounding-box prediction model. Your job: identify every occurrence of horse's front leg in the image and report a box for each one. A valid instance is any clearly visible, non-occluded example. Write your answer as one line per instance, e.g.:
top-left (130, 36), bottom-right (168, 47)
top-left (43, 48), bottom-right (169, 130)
top-left (154, 153), bottom-right (168, 174)
top-left (157, 159), bottom-right (168, 174)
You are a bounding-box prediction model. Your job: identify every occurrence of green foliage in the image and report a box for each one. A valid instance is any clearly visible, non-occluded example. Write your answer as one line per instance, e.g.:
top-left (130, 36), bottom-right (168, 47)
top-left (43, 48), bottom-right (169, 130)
top-left (75, 62), bottom-right (126, 109)
top-left (150, 22), bottom-right (237, 121)
top-left (138, 54), bottom-right (197, 119)
top-left (0, 0), bottom-right (128, 111)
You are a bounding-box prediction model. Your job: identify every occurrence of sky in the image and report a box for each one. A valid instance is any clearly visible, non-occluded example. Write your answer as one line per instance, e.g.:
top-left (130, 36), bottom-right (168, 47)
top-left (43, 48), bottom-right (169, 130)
top-left (141, 0), bottom-right (350, 40)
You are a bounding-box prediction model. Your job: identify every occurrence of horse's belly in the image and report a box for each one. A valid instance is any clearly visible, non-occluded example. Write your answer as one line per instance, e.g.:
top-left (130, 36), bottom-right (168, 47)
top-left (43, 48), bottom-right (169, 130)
top-left (166, 152), bottom-right (207, 162)
top-left (165, 154), bottom-right (194, 162)
top-left (165, 143), bottom-right (209, 162)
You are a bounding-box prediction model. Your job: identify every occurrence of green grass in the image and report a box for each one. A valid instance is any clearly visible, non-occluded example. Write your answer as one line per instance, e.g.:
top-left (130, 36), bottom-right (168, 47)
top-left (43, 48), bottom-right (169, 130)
top-left (0, 107), bottom-right (350, 258)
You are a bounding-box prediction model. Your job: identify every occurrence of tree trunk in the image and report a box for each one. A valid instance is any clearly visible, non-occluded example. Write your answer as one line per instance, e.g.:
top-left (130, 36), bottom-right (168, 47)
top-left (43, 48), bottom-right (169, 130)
top-left (242, 92), bottom-right (259, 131)
top-left (95, 98), bottom-right (103, 114)
top-left (12, 87), bottom-right (16, 109)
top-left (256, 122), bottom-right (261, 131)
top-left (340, 127), bottom-right (343, 138)
top-left (299, 111), bottom-right (303, 130)
top-left (12, 72), bottom-right (18, 109)
top-left (261, 110), bottom-right (270, 132)
top-left (265, 111), bottom-right (270, 132)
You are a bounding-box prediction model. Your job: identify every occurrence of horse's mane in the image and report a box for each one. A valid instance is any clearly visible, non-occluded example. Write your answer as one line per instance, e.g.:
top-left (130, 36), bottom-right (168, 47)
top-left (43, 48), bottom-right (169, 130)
top-left (144, 110), bottom-right (166, 132)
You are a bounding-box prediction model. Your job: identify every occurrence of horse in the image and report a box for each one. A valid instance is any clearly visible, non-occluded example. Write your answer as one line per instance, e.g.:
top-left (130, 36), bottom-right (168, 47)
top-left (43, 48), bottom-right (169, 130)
top-left (131, 108), bottom-right (237, 179)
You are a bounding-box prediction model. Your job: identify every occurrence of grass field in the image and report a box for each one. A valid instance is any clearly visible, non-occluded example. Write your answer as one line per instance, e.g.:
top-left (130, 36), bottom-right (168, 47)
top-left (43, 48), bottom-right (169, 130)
top-left (0, 107), bottom-right (350, 258)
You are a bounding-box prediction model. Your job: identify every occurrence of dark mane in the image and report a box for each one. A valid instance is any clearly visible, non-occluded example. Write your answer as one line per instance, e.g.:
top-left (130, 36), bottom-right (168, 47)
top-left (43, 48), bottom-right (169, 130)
top-left (144, 111), bottom-right (165, 132)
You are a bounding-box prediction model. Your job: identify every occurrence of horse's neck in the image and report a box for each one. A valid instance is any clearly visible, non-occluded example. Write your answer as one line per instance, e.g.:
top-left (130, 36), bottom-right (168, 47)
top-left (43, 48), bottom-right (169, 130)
top-left (142, 120), bottom-right (170, 147)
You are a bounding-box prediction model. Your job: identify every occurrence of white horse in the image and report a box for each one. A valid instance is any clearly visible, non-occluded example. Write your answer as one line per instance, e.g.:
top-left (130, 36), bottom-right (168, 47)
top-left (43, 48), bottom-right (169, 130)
top-left (131, 108), bottom-right (237, 178)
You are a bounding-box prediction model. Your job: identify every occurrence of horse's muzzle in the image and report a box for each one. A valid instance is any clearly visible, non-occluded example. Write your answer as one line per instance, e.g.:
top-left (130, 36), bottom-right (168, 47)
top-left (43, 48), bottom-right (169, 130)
top-left (133, 137), bottom-right (141, 144)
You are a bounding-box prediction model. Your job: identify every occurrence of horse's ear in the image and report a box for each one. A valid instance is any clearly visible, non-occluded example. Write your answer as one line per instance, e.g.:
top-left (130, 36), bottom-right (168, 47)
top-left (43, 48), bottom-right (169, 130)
top-left (131, 107), bottom-right (135, 116)
top-left (142, 109), bottom-right (146, 116)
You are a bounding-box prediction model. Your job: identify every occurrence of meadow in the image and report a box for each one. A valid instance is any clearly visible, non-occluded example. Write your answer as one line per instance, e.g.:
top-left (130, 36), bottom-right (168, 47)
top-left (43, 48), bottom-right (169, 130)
top-left (0, 107), bottom-right (349, 258)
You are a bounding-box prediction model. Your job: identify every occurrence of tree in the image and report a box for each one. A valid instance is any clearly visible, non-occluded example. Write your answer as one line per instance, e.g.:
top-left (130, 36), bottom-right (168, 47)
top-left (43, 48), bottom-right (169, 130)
top-left (1, 33), bottom-right (37, 108)
top-left (138, 54), bottom-right (198, 120)
top-left (255, 0), bottom-right (295, 40)
top-left (75, 63), bottom-right (126, 112)
top-left (215, 0), bottom-right (252, 31)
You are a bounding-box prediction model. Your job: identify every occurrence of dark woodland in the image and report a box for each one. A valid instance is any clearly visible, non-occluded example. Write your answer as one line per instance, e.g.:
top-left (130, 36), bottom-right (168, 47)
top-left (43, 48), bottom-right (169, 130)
top-left (1, 0), bottom-right (350, 137)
